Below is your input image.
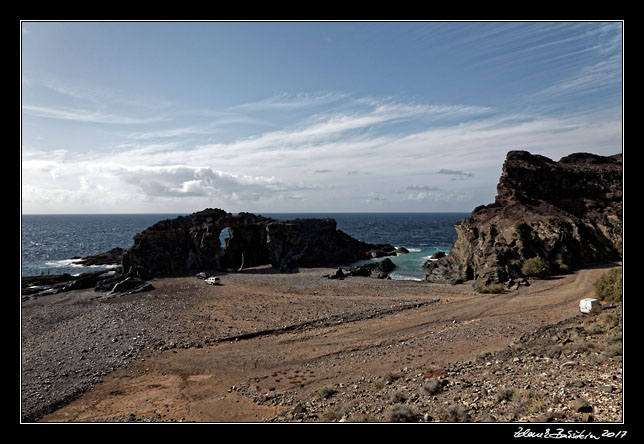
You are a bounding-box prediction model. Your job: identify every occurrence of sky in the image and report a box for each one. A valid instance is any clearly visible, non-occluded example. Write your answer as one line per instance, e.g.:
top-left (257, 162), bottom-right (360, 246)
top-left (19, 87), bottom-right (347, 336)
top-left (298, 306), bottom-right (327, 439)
top-left (21, 21), bottom-right (623, 214)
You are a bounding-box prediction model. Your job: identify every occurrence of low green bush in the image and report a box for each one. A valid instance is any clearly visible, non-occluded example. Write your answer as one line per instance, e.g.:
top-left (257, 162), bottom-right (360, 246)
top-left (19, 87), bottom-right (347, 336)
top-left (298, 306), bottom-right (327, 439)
top-left (521, 257), bottom-right (550, 278)
top-left (593, 267), bottom-right (622, 303)
top-left (478, 284), bottom-right (505, 294)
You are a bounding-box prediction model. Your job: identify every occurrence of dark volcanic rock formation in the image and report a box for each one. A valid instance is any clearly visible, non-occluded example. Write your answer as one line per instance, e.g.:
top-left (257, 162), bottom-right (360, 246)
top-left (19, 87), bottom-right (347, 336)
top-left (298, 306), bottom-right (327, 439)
top-left (347, 258), bottom-right (397, 279)
top-left (121, 209), bottom-right (396, 278)
top-left (425, 151), bottom-right (622, 288)
top-left (72, 248), bottom-right (125, 266)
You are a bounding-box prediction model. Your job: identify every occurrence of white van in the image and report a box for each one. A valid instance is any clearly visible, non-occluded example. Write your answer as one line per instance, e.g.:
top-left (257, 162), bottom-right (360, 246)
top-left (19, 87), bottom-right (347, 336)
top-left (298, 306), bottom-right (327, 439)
top-left (579, 298), bottom-right (600, 313)
top-left (205, 277), bottom-right (220, 286)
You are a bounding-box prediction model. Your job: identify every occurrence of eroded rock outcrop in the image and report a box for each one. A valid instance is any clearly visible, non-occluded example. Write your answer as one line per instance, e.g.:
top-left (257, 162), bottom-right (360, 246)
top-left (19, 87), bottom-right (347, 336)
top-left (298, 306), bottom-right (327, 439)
top-left (346, 258), bottom-right (397, 279)
top-left (121, 209), bottom-right (396, 278)
top-left (71, 248), bottom-right (125, 266)
top-left (425, 151), bottom-right (622, 288)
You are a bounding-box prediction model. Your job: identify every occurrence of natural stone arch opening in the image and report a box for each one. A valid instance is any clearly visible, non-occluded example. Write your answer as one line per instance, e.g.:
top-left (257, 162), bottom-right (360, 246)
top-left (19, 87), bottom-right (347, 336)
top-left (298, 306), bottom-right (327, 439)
top-left (221, 224), bottom-right (271, 271)
top-left (219, 226), bottom-right (231, 250)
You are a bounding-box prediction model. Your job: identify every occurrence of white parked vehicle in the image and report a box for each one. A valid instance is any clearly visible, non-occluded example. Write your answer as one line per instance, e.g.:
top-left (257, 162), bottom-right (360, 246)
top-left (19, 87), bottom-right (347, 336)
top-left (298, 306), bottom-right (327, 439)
top-left (204, 276), bottom-right (220, 286)
top-left (579, 298), bottom-right (600, 313)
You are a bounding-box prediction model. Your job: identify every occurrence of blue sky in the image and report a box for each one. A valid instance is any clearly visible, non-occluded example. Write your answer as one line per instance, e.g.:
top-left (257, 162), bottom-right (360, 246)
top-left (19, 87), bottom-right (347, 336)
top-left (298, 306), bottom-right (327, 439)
top-left (21, 21), bottom-right (623, 214)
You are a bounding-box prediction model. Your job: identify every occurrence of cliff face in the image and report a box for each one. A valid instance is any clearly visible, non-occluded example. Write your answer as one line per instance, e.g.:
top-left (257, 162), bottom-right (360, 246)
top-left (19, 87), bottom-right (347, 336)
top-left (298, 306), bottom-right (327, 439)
top-left (121, 209), bottom-right (396, 278)
top-left (425, 151), bottom-right (622, 287)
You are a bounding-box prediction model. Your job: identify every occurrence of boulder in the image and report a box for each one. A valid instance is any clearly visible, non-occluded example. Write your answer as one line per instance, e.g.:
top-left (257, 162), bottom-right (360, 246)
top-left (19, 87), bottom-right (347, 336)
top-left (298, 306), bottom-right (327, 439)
top-left (22, 269), bottom-right (120, 297)
top-left (431, 251), bottom-right (446, 260)
top-left (108, 277), bottom-right (153, 295)
top-left (348, 258), bottom-right (397, 279)
top-left (327, 268), bottom-right (346, 280)
top-left (571, 399), bottom-right (593, 413)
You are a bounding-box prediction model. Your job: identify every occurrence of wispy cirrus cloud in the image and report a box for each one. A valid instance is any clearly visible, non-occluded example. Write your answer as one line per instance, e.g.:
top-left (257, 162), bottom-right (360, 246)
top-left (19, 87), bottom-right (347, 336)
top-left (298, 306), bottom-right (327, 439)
top-left (22, 90), bottom-right (622, 213)
top-left (535, 54), bottom-right (622, 100)
top-left (229, 91), bottom-right (351, 111)
top-left (186, 96), bottom-right (496, 158)
top-left (22, 104), bottom-right (164, 125)
top-left (23, 74), bottom-right (174, 111)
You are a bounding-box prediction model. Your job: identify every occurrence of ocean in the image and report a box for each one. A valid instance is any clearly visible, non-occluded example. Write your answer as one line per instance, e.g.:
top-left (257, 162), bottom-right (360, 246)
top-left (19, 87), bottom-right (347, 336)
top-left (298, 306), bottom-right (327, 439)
top-left (21, 212), bottom-right (469, 281)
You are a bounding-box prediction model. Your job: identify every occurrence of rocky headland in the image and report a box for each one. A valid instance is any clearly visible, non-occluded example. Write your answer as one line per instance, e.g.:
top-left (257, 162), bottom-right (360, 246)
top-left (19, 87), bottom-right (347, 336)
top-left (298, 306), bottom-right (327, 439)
top-left (425, 151), bottom-right (622, 289)
top-left (121, 209), bottom-right (397, 278)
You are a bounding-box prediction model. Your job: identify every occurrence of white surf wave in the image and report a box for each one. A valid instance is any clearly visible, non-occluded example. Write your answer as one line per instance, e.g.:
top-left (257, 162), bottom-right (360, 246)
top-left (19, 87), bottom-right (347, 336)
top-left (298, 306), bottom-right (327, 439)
top-left (44, 259), bottom-right (118, 269)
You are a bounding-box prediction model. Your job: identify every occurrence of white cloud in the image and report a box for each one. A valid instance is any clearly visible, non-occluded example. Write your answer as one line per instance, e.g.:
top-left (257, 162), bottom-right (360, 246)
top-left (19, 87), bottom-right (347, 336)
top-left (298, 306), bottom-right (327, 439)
top-left (535, 54), bottom-right (622, 99)
top-left (367, 192), bottom-right (387, 201)
top-left (230, 91), bottom-right (351, 111)
top-left (21, 160), bottom-right (305, 210)
top-left (405, 190), bottom-right (471, 202)
top-left (22, 105), bottom-right (163, 125)
top-left (99, 164), bottom-right (297, 200)
top-left (21, 92), bottom-right (622, 214)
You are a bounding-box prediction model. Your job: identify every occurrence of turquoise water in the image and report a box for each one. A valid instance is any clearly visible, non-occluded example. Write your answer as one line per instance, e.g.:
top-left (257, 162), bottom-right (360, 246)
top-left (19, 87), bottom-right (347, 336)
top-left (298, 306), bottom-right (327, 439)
top-left (266, 213), bottom-right (466, 280)
top-left (21, 212), bottom-right (468, 280)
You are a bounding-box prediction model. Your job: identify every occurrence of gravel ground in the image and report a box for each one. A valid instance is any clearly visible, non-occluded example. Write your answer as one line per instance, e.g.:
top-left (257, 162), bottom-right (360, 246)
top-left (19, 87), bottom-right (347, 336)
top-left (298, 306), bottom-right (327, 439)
top-left (21, 267), bottom-right (453, 422)
top-left (21, 265), bottom-right (623, 424)
top-left (21, 289), bottom-right (178, 422)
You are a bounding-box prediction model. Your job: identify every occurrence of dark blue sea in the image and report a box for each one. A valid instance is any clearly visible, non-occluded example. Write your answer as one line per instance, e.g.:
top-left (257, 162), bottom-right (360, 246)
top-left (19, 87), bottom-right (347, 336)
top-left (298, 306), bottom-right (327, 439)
top-left (21, 213), bottom-right (469, 281)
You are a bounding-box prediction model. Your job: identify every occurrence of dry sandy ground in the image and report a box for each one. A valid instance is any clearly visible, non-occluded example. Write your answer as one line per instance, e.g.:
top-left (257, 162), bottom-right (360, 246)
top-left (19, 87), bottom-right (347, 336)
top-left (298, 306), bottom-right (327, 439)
top-left (23, 263), bottom-right (619, 423)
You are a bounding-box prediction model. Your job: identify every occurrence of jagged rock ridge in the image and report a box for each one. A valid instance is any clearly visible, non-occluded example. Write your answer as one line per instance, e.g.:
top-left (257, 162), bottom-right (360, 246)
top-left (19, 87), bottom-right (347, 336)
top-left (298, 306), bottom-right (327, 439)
top-left (425, 150), bottom-right (622, 287)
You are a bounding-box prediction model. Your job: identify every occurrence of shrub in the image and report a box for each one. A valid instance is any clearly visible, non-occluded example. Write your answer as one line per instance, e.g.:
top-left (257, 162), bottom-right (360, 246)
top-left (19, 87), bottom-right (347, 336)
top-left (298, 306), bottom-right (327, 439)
top-left (603, 342), bottom-right (623, 358)
top-left (385, 404), bottom-right (420, 422)
top-left (321, 405), bottom-right (343, 421)
top-left (552, 259), bottom-right (570, 274)
top-left (518, 390), bottom-right (549, 416)
top-left (390, 391), bottom-right (407, 403)
top-left (384, 372), bottom-right (402, 384)
top-left (521, 257), bottom-right (550, 278)
top-left (478, 284), bottom-right (505, 294)
top-left (438, 403), bottom-right (470, 422)
top-left (497, 387), bottom-right (515, 403)
top-left (593, 268), bottom-right (622, 303)
top-left (317, 386), bottom-right (337, 399)
top-left (423, 379), bottom-right (442, 396)
top-left (355, 413), bottom-right (379, 423)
